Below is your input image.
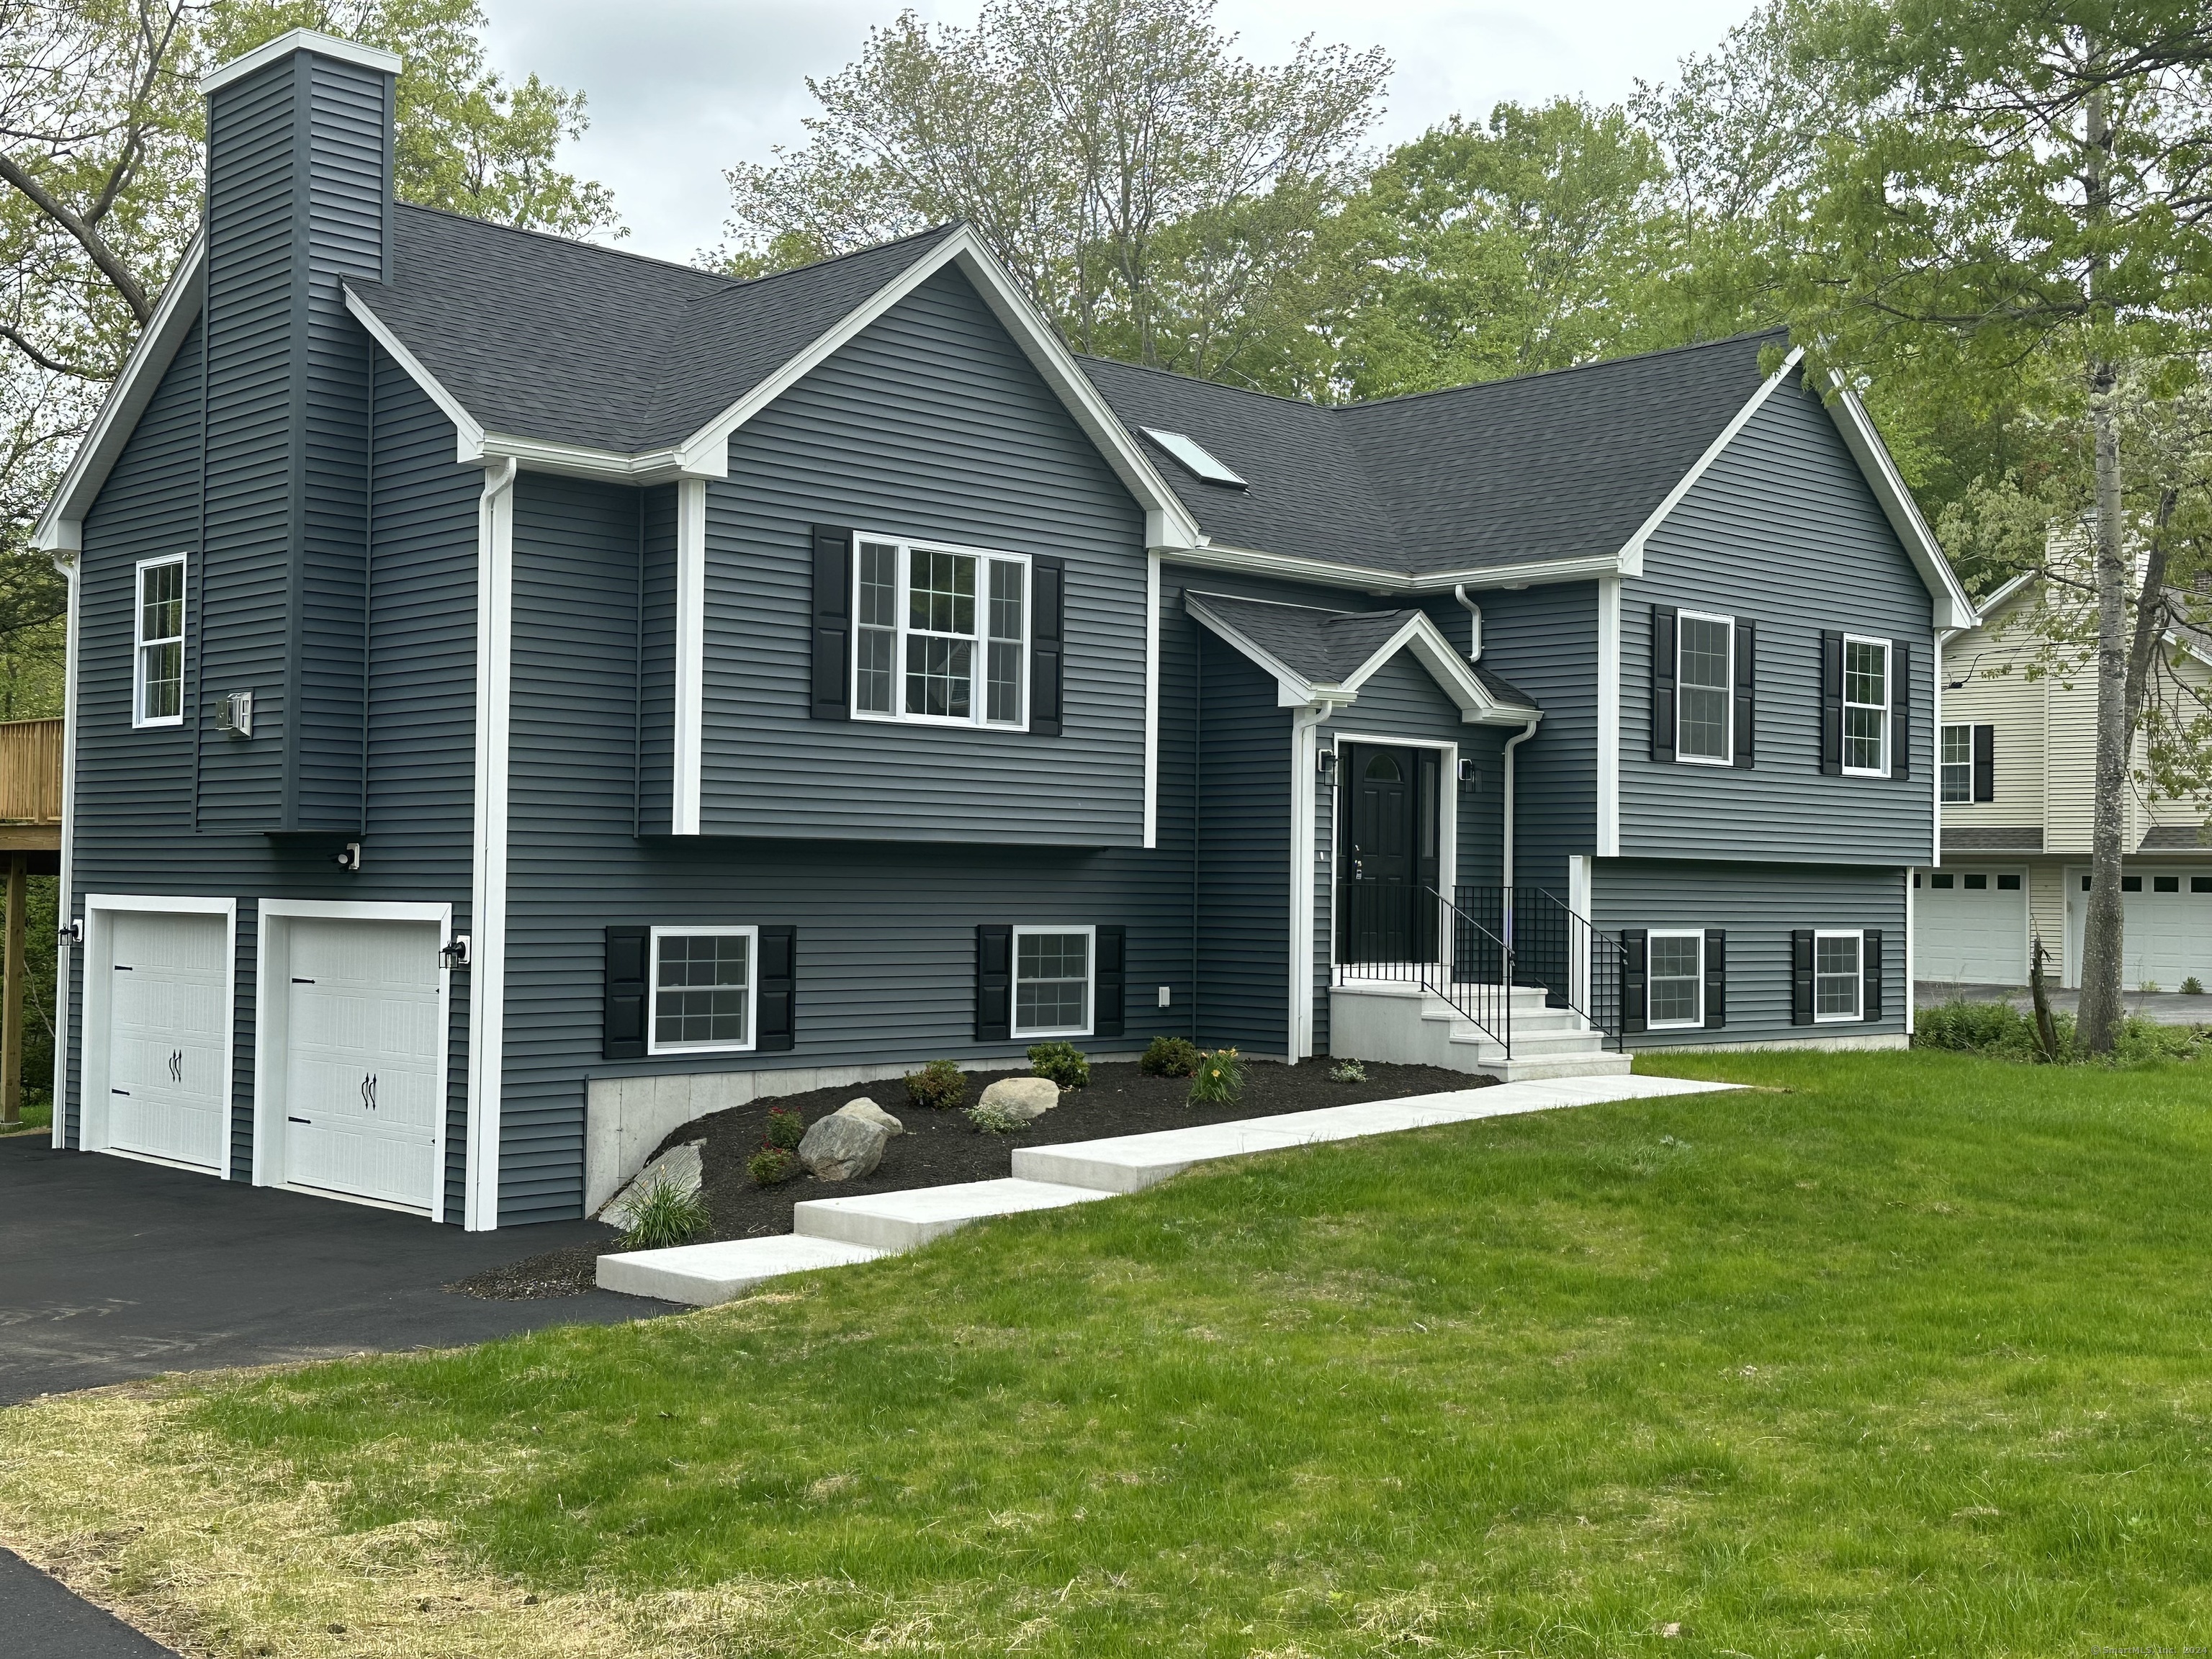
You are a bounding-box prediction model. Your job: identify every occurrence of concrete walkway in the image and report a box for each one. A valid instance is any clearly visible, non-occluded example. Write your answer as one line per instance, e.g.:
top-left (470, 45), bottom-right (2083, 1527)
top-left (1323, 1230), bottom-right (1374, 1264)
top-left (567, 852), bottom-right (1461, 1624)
top-left (1917, 981), bottom-right (2212, 1026)
top-left (601, 1073), bottom-right (1739, 1305)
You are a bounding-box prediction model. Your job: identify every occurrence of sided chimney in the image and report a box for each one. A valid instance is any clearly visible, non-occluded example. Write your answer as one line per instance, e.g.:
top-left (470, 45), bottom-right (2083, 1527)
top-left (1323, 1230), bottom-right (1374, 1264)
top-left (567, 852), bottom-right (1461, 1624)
top-left (195, 31), bottom-right (401, 835)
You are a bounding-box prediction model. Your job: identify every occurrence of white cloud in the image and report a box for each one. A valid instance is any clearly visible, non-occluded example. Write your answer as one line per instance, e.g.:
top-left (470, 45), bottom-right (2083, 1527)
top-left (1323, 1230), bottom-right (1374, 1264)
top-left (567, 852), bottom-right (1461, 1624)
top-left (480, 0), bottom-right (1755, 264)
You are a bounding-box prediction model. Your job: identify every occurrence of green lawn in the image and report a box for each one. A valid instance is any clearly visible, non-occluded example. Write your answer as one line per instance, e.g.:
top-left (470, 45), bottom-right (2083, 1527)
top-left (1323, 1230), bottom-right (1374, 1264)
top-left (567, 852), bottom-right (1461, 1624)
top-left (7, 1049), bottom-right (2212, 1657)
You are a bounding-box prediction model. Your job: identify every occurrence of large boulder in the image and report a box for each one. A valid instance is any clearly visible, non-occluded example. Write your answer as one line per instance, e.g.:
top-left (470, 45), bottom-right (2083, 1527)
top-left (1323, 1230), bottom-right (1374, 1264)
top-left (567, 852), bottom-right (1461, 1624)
top-left (797, 1112), bottom-right (890, 1181)
top-left (977, 1076), bottom-right (1058, 1122)
top-left (834, 1097), bottom-right (904, 1136)
top-left (598, 1140), bottom-right (703, 1228)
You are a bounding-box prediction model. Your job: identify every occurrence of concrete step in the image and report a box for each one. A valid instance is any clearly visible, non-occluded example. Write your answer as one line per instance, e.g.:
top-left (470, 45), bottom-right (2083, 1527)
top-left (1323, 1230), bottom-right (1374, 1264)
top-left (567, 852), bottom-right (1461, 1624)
top-left (596, 1233), bottom-right (885, 1308)
top-left (793, 1177), bottom-right (1112, 1253)
top-left (1460, 1051), bottom-right (1634, 1083)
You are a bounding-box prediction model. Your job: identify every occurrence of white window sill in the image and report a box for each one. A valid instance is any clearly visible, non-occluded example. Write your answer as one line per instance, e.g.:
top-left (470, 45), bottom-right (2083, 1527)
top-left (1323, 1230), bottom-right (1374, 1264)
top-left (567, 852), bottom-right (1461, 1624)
top-left (647, 1040), bottom-right (758, 1057)
top-left (1012, 1027), bottom-right (1092, 1041)
top-left (1647, 1017), bottom-right (1704, 1030)
top-left (132, 716), bottom-right (184, 730)
top-left (1674, 752), bottom-right (1732, 768)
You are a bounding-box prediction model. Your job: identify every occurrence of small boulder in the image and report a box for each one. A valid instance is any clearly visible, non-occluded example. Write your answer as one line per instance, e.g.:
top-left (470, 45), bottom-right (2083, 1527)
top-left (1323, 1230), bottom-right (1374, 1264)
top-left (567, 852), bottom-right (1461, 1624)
top-left (599, 1140), bottom-right (703, 1228)
top-left (834, 1097), bottom-right (904, 1136)
top-left (797, 1112), bottom-right (890, 1181)
top-left (977, 1075), bottom-right (1058, 1122)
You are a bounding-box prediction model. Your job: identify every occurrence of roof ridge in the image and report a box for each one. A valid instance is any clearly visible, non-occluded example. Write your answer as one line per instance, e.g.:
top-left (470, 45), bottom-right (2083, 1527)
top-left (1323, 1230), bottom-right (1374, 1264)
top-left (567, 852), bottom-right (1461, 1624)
top-left (690, 222), bottom-right (963, 307)
top-left (392, 199), bottom-right (734, 287)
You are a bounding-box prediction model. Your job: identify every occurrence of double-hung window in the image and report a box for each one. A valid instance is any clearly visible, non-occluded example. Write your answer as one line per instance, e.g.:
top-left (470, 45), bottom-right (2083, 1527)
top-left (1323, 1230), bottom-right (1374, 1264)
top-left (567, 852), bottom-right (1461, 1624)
top-left (1939, 722), bottom-right (1973, 803)
top-left (133, 555), bottom-right (186, 727)
top-left (1814, 930), bottom-right (1863, 1020)
top-left (1012, 925), bottom-right (1092, 1038)
top-left (648, 925), bottom-right (757, 1054)
top-left (1676, 612), bottom-right (1733, 763)
top-left (1646, 931), bottom-right (1704, 1027)
top-left (1842, 636), bottom-right (1890, 775)
top-left (853, 536), bottom-right (1028, 728)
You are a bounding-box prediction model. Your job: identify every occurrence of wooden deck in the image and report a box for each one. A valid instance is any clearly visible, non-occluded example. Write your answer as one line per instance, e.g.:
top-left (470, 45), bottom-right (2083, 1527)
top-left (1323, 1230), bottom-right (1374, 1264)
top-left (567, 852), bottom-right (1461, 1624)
top-left (0, 718), bottom-right (60, 851)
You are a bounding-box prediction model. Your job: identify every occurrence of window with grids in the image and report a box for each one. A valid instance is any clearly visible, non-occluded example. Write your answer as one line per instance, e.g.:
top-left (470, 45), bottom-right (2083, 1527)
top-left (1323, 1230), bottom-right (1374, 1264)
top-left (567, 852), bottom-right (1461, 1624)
top-left (1647, 932), bottom-right (1704, 1027)
top-left (649, 927), bottom-right (755, 1053)
top-left (1814, 930), bottom-right (1862, 1020)
top-left (134, 557), bottom-right (185, 727)
top-left (1012, 927), bottom-right (1092, 1037)
top-left (852, 536), bottom-right (1028, 727)
top-left (1843, 637), bottom-right (1889, 774)
top-left (1940, 722), bottom-right (1973, 802)
top-left (1676, 613), bottom-right (1732, 762)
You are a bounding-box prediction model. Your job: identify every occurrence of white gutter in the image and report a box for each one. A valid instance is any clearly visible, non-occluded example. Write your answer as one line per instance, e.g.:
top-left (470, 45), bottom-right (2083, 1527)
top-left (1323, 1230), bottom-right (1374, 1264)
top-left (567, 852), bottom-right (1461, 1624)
top-left (1452, 584), bottom-right (1483, 661)
top-left (50, 552), bottom-right (79, 1147)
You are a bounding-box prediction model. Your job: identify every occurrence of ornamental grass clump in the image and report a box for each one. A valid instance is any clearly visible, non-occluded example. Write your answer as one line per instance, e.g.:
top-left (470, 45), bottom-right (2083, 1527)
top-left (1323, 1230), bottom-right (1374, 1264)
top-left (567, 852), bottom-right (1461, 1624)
top-left (1141, 1035), bottom-right (1200, 1077)
top-left (1028, 1041), bottom-right (1090, 1089)
top-left (621, 1177), bottom-right (710, 1249)
top-left (904, 1058), bottom-right (968, 1111)
top-left (1187, 1047), bottom-right (1245, 1106)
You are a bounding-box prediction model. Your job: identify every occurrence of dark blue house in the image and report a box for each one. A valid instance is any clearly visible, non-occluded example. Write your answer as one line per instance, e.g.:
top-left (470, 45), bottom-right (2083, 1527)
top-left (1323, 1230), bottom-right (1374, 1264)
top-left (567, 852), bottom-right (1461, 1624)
top-left (33, 32), bottom-right (1975, 1229)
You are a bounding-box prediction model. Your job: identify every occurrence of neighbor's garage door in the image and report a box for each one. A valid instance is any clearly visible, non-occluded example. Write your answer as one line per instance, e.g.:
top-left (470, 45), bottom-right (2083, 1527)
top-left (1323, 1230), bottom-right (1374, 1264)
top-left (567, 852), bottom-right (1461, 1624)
top-left (1917, 868), bottom-right (2028, 985)
top-left (105, 909), bottom-right (230, 1171)
top-left (2121, 871), bottom-right (2212, 991)
top-left (281, 917), bottom-right (444, 1211)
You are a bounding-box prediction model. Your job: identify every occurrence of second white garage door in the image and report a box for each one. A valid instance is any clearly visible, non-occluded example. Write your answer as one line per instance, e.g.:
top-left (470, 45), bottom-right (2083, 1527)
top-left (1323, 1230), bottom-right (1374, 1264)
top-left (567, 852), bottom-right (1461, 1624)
top-left (2080, 871), bottom-right (2212, 992)
top-left (1917, 868), bottom-right (2028, 985)
top-left (278, 917), bottom-right (445, 1212)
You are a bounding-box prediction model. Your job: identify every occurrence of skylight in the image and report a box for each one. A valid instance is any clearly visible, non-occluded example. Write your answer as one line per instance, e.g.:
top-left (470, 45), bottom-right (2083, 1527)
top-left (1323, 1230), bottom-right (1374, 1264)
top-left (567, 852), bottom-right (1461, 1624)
top-left (1141, 426), bottom-right (1247, 489)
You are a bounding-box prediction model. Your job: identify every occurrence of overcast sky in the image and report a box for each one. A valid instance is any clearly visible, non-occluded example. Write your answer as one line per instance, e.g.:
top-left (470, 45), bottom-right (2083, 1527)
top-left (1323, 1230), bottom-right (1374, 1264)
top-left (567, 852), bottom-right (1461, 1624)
top-left (479, 0), bottom-right (1756, 265)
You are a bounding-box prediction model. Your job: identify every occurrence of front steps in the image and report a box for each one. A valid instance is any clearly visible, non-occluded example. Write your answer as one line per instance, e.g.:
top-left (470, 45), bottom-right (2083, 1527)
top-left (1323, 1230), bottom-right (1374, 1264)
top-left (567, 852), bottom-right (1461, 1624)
top-left (1330, 980), bottom-right (1631, 1082)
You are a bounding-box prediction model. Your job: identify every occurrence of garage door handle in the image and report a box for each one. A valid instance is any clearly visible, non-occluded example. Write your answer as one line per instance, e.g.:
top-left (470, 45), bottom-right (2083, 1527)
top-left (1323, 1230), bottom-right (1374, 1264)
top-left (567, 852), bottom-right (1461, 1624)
top-left (292, 977), bottom-right (314, 984)
top-left (111, 1088), bottom-right (128, 1096)
top-left (169, 1049), bottom-right (181, 1082)
top-left (361, 1074), bottom-right (377, 1110)
top-left (289, 1116), bottom-right (311, 1124)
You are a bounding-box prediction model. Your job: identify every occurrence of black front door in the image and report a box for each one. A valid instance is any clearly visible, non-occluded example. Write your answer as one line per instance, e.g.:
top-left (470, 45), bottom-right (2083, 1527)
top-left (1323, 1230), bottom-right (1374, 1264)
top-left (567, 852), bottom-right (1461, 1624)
top-left (1339, 744), bottom-right (1438, 963)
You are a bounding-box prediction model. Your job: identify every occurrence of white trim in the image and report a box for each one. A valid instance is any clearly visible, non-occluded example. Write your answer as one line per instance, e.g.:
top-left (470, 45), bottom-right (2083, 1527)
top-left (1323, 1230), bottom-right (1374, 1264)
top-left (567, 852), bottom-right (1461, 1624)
top-left (1168, 542), bottom-right (1631, 595)
top-left (130, 554), bottom-right (187, 728)
top-left (1812, 927), bottom-right (1866, 1022)
top-left (1010, 923), bottom-right (1098, 1040)
top-left (52, 557), bottom-right (79, 1147)
top-left (1143, 552), bottom-right (1160, 849)
top-left (1903, 868), bottom-right (1916, 1037)
top-left (35, 235), bottom-right (205, 552)
top-left (1645, 927), bottom-right (1706, 1029)
top-left (1616, 347), bottom-right (1804, 565)
top-left (1289, 710), bottom-right (1333, 1060)
top-left (1938, 720), bottom-right (1975, 805)
top-left (1825, 376), bottom-right (1977, 631)
top-left (344, 289), bottom-right (485, 462)
top-left (251, 899), bottom-right (454, 1222)
top-left (1672, 607), bottom-right (1735, 767)
top-left (673, 478), bottom-right (706, 835)
top-left (1596, 576), bottom-right (1621, 853)
top-left (847, 532), bottom-right (1032, 732)
top-left (1568, 853), bottom-right (1593, 1014)
top-left (645, 924), bottom-right (760, 1056)
top-left (80, 894), bottom-right (238, 1177)
top-left (1326, 732), bottom-right (1462, 902)
top-left (199, 28), bottom-right (400, 93)
top-left (1841, 632), bottom-right (1892, 777)
top-left (465, 459), bottom-right (516, 1230)
top-left (1932, 634), bottom-right (1944, 860)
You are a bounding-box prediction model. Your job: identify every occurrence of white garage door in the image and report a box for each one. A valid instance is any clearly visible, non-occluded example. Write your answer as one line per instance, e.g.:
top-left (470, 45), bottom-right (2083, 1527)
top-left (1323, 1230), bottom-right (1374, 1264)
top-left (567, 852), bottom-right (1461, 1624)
top-left (2117, 871), bottom-right (2212, 991)
top-left (104, 909), bottom-right (231, 1171)
top-left (281, 917), bottom-right (444, 1212)
top-left (1917, 868), bottom-right (2028, 985)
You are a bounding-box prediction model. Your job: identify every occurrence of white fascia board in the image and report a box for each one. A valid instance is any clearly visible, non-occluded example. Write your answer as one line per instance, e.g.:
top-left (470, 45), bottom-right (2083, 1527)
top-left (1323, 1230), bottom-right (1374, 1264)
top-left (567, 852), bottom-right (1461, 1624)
top-left (1169, 541), bottom-right (1630, 595)
top-left (673, 478), bottom-right (706, 835)
top-left (1825, 374), bottom-right (1977, 631)
top-left (200, 29), bottom-right (400, 93)
top-left (1184, 595), bottom-right (1347, 709)
top-left (670, 227), bottom-right (1202, 548)
top-left (1339, 611), bottom-right (1540, 727)
top-left (345, 287), bottom-right (485, 462)
top-left (1612, 345), bottom-right (1804, 570)
top-left (35, 235), bottom-right (207, 552)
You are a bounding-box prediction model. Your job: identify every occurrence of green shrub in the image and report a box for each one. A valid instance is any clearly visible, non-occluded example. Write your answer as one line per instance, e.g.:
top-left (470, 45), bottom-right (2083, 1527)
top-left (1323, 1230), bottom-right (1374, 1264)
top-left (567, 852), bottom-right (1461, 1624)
top-left (967, 1101), bottom-right (1031, 1135)
top-left (1141, 1035), bottom-right (1201, 1077)
top-left (621, 1178), bottom-right (711, 1249)
top-left (1328, 1058), bottom-right (1367, 1083)
top-left (1912, 998), bottom-right (2044, 1056)
top-left (762, 1105), bottom-right (805, 1150)
top-left (904, 1058), bottom-right (968, 1111)
top-left (747, 1146), bottom-right (799, 1187)
top-left (1188, 1047), bottom-right (1246, 1106)
top-left (2184, 976), bottom-right (2205, 996)
top-left (1028, 1040), bottom-right (1091, 1089)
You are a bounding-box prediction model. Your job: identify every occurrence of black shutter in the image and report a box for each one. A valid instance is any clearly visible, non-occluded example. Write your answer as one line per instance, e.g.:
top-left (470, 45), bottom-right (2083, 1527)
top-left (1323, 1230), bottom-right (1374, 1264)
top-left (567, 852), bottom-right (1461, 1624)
top-left (1790, 929), bottom-right (1815, 1025)
top-left (1621, 928), bottom-right (1648, 1034)
top-left (1650, 606), bottom-right (1676, 763)
top-left (1863, 929), bottom-right (1883, 1021)
top-left (1095, 925), bottom-right (1125, 1038)
top-left (976, 924), bottom-right (1012, 1042)
top-left (1819, 632), bottom-right (1843, 775)
top-left (810, 525), bottom-right (853, 719)
top-left (757, 926), bottom-right (796, 1052)
top-left (1733, 620), bottom-right (1756, 768)
top-left (1972, 722), bottom-right (1995, 801)
top-left (604, 925), bottom-right (648, 1060)
top-left (1030, 556), bottom-right (1065, 737)
top-left (1889, 642), bottom-right (1910, 779)
top-left (1704, 928), bottom-right (1727, 1028)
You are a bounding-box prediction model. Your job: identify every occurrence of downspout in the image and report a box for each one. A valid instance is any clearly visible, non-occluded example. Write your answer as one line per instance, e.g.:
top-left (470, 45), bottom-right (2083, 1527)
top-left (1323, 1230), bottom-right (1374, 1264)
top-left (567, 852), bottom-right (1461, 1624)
top-left (1501, 713), bottom-right (1540, 945)
top-left (1452, 584), bottom-right (1483, 661)
top-left (49, 545), bottom-right (79, 1149)
top-left (1289, 696), bottom-right (1338, 1063)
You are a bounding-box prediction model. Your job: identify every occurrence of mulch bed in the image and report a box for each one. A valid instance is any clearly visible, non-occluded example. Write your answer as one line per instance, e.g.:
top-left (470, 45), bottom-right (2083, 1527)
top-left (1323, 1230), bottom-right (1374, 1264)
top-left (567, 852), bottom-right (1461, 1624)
top-left (450, 1058), bottom-right (1491, 1300)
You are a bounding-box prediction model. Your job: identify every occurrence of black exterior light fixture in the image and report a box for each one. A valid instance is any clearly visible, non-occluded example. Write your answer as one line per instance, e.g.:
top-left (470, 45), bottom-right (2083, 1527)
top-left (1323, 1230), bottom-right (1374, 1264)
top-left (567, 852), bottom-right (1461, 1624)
top-left (1318, 747), bottom-right (1338, 786)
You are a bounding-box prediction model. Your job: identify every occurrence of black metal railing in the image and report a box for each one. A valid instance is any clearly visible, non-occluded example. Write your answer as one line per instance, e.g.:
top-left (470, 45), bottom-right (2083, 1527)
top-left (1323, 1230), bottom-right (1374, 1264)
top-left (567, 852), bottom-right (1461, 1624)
top-left (1335, 881), bottom-right (1514, 1056)
top-left (1454, 884), bottom-right (1628, 1049)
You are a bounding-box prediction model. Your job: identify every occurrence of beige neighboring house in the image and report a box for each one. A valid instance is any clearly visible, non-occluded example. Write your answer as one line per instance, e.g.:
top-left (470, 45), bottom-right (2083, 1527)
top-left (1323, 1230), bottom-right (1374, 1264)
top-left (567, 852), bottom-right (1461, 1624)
top-left (1922, 572), bottom-right (2212, 990)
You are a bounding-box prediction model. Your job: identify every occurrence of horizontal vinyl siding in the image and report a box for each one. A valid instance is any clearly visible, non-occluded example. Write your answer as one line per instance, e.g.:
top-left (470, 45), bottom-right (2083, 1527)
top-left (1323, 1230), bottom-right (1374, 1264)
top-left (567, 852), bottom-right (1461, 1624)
top-left (1195, 631), bottom-right (1289, 1055)
top-left (1593, 858), bottom-right (1909, 1046)
top-left (696, 269), bottom-right (1146, 847)
top-left (1936, 616), bottom-right (2046, 847)
top-left (1622, 377), bottom-right (1936, 864)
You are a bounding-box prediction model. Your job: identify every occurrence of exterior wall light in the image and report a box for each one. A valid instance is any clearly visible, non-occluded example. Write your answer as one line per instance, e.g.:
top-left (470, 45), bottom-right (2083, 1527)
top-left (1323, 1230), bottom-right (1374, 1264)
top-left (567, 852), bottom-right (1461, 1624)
top-left (1317, 748), bottom-right (1338, 786)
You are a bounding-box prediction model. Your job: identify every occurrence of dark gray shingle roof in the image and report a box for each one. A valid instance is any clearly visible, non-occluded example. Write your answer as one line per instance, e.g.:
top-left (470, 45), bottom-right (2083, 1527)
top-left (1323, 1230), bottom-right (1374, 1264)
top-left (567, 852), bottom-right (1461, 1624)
top-left (1187, 592), bottom-right (1537, 709)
